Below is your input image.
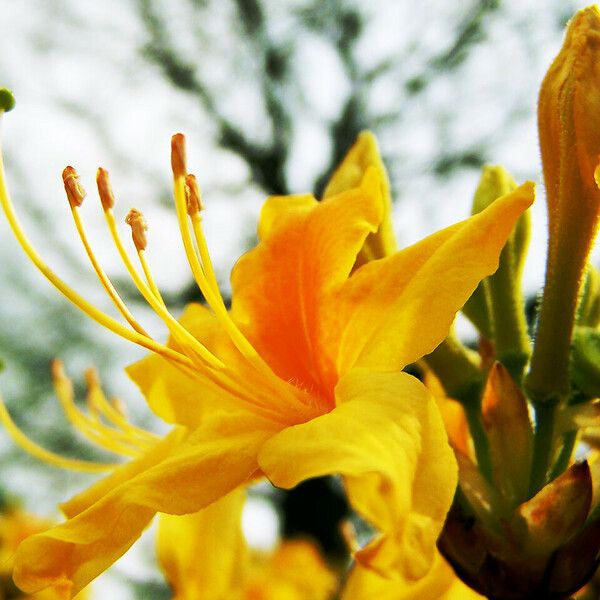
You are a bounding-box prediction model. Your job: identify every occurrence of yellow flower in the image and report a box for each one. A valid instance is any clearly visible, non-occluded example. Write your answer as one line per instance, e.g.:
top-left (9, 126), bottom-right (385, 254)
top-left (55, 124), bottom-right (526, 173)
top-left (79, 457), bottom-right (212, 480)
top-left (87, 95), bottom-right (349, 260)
top-left (527, 5), bottom-right (600, 402)
top-left (0, 125), bottom-right (533, 597)
top-left (341, 556), bottom-right (483, 600)
top-left (0, 508), bottom-right (89, 600)
top-left (157, 489), bottom-right (337, 600)
top-left (157, 487), bottom-right (481, 600)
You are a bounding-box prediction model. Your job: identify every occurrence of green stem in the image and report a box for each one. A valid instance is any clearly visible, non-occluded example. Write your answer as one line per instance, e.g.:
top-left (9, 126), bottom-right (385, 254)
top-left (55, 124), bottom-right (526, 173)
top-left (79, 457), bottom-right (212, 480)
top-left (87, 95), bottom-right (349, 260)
top-left (529, 403), bottom-right (556, 496)
top-left (464, 399), bottom-right (493, 482)
top-left (549, 430), bottom-right (577, 481)
top-left (488, 243), bottom-right (531, 383)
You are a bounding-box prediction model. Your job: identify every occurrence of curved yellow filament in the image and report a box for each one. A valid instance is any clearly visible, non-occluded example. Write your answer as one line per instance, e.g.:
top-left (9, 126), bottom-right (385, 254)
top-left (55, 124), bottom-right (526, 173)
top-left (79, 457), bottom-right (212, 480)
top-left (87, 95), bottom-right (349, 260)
top-left (138, 249), bottom-right (165, 306)
top-left (71, 205), bottom-right (149, 337)
top-left (0, 150), bottom-right (194, 370)
top-left (191, 213), bottom-right (222, 303)
top-left (103, 207), bottom-right (225, 371)
top-left (0, 396), bottom-right (118, 473)
top-left (53, 375), bottom-right (145, 458)
top-left (172, 174), bottom-right (275, 378)
top-left (85, 370), bottom-right (159, 444)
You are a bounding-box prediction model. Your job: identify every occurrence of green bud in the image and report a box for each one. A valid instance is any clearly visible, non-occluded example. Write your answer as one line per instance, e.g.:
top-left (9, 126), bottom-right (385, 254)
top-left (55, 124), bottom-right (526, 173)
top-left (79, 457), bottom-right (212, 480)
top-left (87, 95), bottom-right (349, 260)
top-left (0, 88), bottom-right (15, 112)
top-left (467, 165), bottom-right (532, 381)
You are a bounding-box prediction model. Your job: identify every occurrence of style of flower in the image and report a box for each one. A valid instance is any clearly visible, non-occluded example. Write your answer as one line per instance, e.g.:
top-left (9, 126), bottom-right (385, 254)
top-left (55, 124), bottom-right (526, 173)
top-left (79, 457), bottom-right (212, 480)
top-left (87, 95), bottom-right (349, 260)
top-left (0, 118), bottom-right (534, 598)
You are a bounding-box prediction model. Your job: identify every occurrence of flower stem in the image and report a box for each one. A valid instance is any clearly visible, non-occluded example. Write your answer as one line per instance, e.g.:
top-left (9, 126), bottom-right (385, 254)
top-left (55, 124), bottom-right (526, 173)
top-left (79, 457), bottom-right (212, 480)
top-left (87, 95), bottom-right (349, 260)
top-left (549, 430), bottom-right (578, 481)
top-left (463, 397), bottom-right (493, 482)
top-left (529, 403), bottom-right (556, 496)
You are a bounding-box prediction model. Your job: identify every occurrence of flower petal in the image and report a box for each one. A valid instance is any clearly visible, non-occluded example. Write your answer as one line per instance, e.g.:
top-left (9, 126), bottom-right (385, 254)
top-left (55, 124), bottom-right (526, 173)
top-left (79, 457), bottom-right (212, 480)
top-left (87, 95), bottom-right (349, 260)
top-left (157, 489), bottom-right (247, 599)
top-left (232, 168), bottom-right (385, 400)
top-left (258, 370), bottom-right (457, 581)
top-left (14, 413), bottom-right (279, 597)
top-left (323, 131), bottom-right (397, 261)
top-left (333, 182), bottom-right (535, 373)
top-left (342, 553), bottom-right (483, 600)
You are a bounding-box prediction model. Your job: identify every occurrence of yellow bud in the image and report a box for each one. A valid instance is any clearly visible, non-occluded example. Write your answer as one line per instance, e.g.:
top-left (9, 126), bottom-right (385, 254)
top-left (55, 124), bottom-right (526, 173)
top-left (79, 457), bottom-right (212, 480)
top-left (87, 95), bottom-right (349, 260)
top-left (539, 6), bottom-right (600, 240)
top-left (527, 6), bottom-right (600, 404)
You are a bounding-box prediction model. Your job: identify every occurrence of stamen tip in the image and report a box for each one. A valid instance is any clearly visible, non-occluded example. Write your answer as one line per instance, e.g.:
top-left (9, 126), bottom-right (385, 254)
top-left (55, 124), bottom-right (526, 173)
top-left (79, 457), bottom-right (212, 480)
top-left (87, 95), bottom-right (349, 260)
top-left (62, 166), bottom-right (86, 208)
top-left (96, 168), bottom-right (115, 211)
top-left (171, 133), bottom-right (187, 178)
top-left (84, 367), bottom-right (100, 389)
top-left (185, 174), bottom-right (204, 215)
top-left (51, 359), bottom-right (66, 382)
top-left (125, 208), bottom-right (148, 251)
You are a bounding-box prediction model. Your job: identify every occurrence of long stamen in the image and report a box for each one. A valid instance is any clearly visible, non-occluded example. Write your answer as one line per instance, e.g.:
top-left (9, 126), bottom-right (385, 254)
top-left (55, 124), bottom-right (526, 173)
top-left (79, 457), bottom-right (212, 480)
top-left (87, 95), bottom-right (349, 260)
top-left (96, 169), bottom-right (224, 370)
top-left (52, 361), bottom-right (146, 458)
top-left (171, 135), bottom-right (279, 380)
top-left (64, 167), bottom-right (149, 337)
top-left (85, 368), bottom-right (158, 444)
top-left (124, 208), bottom-right (165, 303)
top-left (0, 149), bottom-right (194, 369)
top-left (185, 174), bottom-right (222, 303)
top-left (98, 173), bottom-right (271, 410)
top-left (121, 206), bottom-right (226, 370)
top-left (0, 395), bottom-right (118, 473)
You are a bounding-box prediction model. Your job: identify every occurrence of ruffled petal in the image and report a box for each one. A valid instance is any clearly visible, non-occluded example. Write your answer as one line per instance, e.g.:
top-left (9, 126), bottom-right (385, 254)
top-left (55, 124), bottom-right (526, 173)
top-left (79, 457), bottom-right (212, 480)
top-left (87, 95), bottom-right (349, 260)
top-left (157, 489), bottom-right (247, 599)
top-left (257, 370), bottom-right (457, 581)
top-left (342, 553), bottom-right (483, 600)
top-left (323, 131), bottom-right (397, 261)
top-left (14, 413), bottom-right (279, 597)
top-left (232, 168), bottom-right (385, 400)
top-left (333, 182), bottom-right (534, 373)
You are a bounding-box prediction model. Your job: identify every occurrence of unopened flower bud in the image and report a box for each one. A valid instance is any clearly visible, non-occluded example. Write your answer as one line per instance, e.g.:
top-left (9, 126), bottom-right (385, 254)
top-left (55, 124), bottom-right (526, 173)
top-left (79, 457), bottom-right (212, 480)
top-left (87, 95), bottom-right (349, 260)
top-left (528, 6), bottom-right (600, 402)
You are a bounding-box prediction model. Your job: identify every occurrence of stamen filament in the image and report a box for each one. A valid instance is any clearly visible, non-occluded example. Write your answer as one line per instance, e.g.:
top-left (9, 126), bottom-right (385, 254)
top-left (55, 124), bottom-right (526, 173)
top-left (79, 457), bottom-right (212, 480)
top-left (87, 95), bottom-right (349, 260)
top-left (85, 368), bottom-right (159, 444)
top-left (173, 162), bottom-right (275, 379)
top-left (0, 151), bottom-right (194, 370)
top-left (191, 213), bottom-right (222, 304)
top-left (103, 205), bottom-right (225, 370)
top-left (138, 249), bottom-right (165, 304)
top-left (185, 174), bottom-right (221, 302)
top-left (70, 201), bottom-right (149, 337)
top-left (0, 395), bottom-right (118, 473)
top-left (53, 364), bottom-right (145, 458)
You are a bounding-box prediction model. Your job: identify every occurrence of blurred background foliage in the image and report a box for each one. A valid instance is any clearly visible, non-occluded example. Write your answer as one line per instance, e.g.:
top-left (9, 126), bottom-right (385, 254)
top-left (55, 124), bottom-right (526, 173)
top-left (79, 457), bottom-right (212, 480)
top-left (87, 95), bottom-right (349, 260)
top-left (0, 0), bottom-right (594, 596)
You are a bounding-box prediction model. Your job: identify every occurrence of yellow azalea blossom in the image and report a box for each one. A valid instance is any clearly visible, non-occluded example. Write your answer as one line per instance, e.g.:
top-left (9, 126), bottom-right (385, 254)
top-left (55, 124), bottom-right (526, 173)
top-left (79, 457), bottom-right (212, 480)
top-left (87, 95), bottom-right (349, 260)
top-left (0, 508), bottom-right (89, 600)
top-left (157, 489), bottom-right (337, 600)
top-left (157, 485), bottom-right (479, 600)
top-left (0, 122), bottom-right (534, 597)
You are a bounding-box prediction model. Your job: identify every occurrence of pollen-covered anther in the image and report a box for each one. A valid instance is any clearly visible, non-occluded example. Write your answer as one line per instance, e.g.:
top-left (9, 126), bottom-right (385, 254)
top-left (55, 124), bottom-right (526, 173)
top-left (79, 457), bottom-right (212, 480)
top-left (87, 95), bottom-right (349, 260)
top-left (125, 208), bottom-right (148, 251)
top-left (185, 174), bottom-right (204, 215)
top-left (96, 168), bottom-right (115, 211)
top-left (171, 133), bottom-right (187, 178)
top-left (62, 166), bottom-right (86, 208)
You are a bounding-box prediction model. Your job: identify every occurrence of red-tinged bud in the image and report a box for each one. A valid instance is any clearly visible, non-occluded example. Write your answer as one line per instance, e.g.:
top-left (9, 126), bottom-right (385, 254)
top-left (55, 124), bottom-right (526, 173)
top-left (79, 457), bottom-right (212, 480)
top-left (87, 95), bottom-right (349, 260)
top-left (482, 362), bottom-right (533, 507)
top-left (515, 461), bottom-right (592, 555)
top-left (440, 462), bottom-right (596, 599)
